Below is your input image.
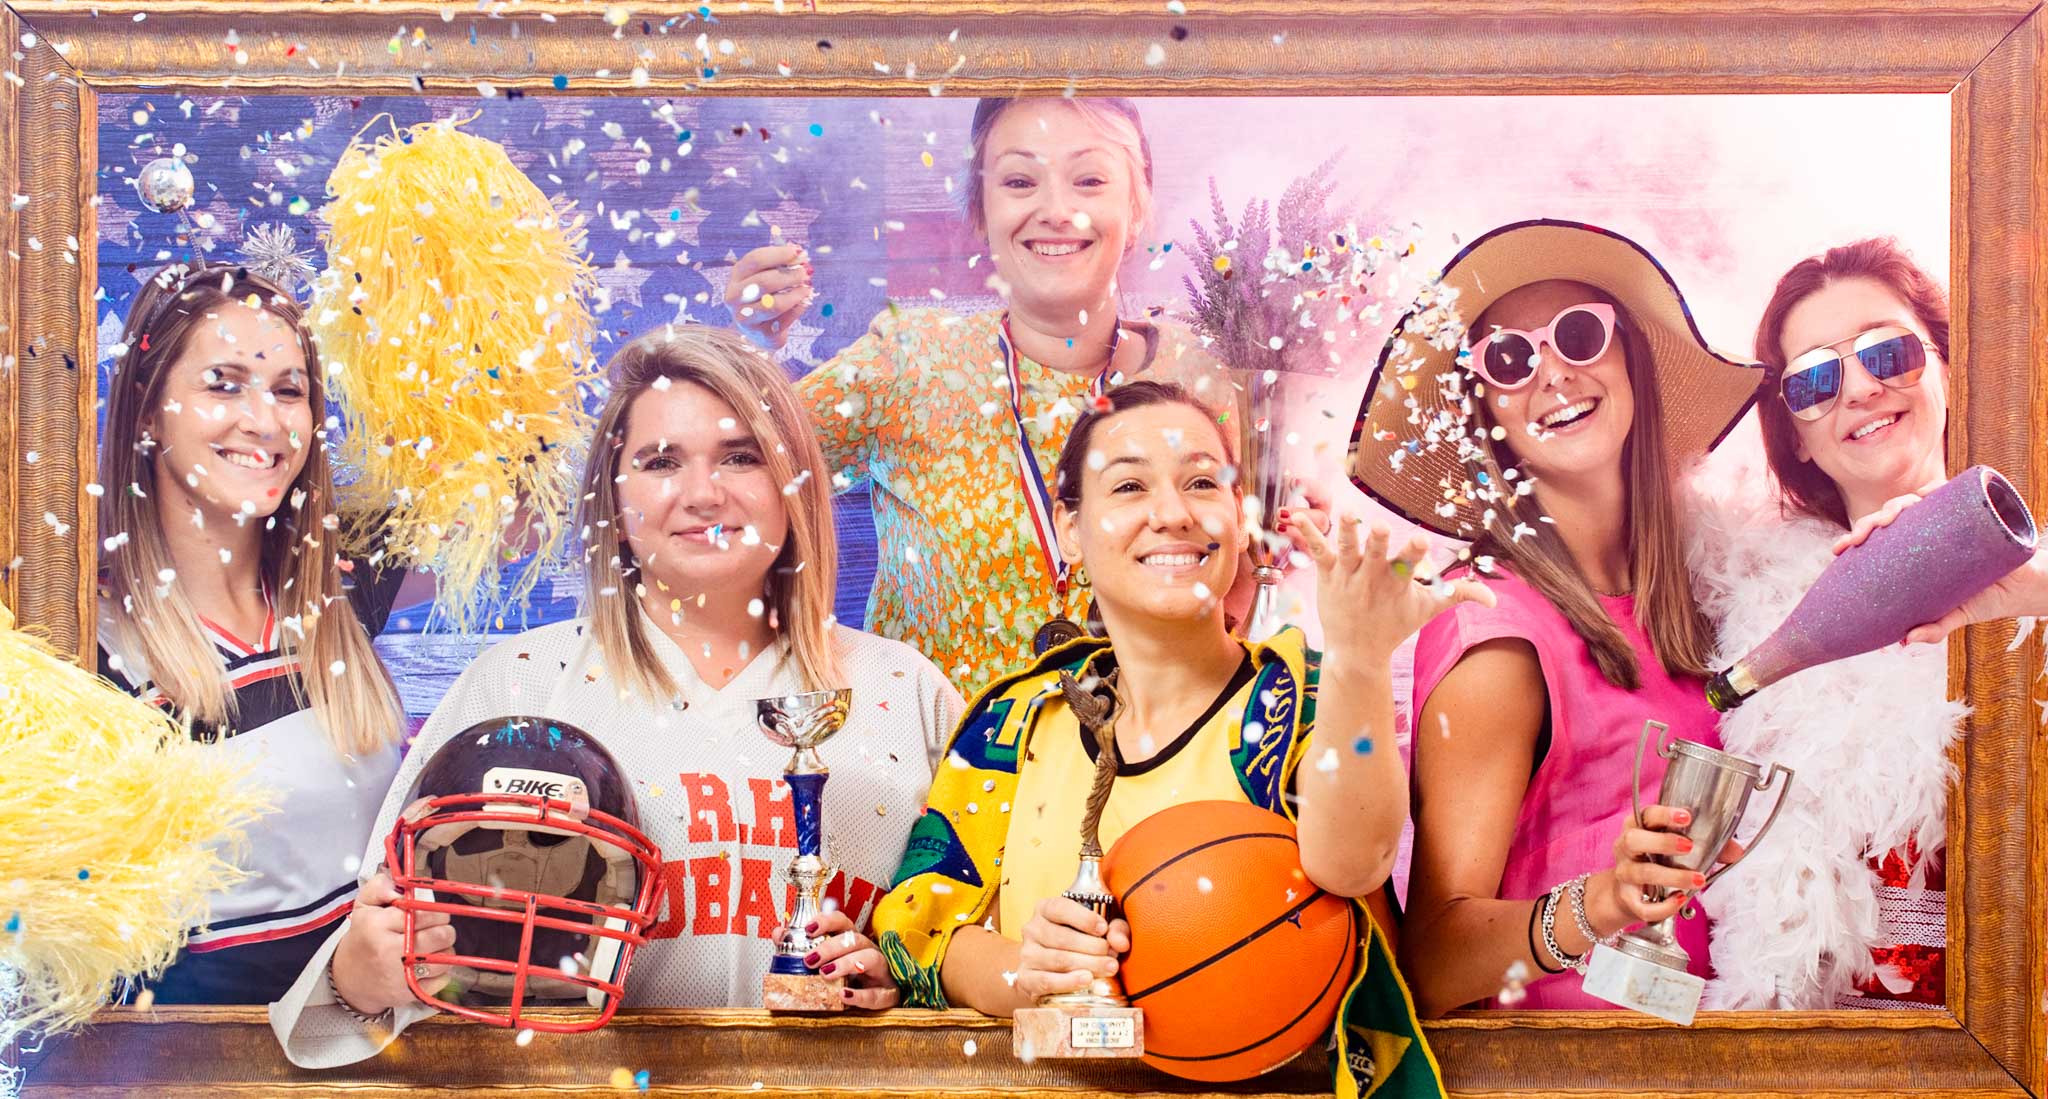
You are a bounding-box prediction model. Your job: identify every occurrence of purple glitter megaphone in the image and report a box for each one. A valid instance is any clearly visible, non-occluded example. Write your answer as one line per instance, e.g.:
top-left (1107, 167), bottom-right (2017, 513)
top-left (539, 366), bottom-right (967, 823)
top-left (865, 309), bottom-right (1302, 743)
top-left (1706, 466), bottom-right (2038, 712)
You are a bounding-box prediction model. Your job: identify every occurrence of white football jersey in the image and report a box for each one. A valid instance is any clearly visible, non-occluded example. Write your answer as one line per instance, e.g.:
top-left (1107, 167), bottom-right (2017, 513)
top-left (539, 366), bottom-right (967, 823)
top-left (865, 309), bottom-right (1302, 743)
top-left (270, 614), bottom-right (963, 1068)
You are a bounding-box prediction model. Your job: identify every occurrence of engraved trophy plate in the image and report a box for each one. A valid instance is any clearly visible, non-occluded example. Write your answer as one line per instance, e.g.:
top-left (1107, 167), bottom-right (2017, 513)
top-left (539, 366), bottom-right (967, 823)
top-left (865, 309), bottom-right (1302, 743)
top-left (1013, 671), bottom-right (1145, 1060)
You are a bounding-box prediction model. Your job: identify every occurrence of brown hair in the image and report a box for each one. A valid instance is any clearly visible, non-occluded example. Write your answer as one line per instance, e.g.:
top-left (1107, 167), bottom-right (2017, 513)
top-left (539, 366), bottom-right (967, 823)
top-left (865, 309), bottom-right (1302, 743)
top-left (1468, 284), bottom-right (1713, 690)
top-left (1752, 238), bottom-right (1951, 529)
top-left (965, 97), bottom-right (1155, 247)
top-left (98, 262), bottom-right (403, 755)
top-left (579, 324), bottom-right (842, 703)
top-left (1053, 379), bottom-right (1234, 508)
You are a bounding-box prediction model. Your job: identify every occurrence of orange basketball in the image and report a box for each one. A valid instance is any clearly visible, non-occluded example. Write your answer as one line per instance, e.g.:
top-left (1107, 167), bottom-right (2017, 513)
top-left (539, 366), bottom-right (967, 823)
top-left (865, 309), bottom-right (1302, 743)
top-left (1103, 800), bottom-right (1357, 1082)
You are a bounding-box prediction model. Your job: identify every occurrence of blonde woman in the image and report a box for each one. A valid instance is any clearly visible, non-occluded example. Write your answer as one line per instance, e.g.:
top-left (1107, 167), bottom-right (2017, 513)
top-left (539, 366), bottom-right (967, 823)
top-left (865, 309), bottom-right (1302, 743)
top-left (725, 97), bottom-right (1238, 692)
top-left (272, 324), bottom-right (964, 1067)
top-left (95, 262), bottom-right (420, 1003)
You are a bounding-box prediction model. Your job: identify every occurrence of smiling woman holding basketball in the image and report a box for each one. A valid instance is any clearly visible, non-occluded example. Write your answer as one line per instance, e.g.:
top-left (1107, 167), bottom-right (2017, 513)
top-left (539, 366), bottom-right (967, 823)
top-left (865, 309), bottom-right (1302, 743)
top-left (870, 381), bottom-right (1487, 1097)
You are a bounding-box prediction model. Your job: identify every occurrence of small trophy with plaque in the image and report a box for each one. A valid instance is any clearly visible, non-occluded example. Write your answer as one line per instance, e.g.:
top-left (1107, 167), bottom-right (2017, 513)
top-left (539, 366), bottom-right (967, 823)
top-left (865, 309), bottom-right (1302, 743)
top-left (1012, 671), bottom-right (1145, 1061)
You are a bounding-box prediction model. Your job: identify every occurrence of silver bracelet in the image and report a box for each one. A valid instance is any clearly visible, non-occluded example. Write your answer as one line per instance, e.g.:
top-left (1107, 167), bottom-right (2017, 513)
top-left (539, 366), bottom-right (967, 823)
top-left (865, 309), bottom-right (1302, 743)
top-left (1537, 882), bottom-right (1584, 975)
top-left (327, 960), bottom-right (393, 1027)
top-left (1565, 873), bottom-right (1607, 974)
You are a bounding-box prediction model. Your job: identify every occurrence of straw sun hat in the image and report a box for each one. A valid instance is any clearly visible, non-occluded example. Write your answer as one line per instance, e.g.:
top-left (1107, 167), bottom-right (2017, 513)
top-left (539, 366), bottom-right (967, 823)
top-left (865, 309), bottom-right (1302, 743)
top-left (1347, 219), bottom-right (1762, 540)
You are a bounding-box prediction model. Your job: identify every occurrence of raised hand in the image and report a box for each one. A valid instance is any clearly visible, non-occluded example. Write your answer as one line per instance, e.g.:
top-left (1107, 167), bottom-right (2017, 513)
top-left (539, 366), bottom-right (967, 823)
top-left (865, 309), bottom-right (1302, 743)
top-left (1294, 514), bottom-right (1495, 661)
top-left (723, 242), bottom-right (814, 349)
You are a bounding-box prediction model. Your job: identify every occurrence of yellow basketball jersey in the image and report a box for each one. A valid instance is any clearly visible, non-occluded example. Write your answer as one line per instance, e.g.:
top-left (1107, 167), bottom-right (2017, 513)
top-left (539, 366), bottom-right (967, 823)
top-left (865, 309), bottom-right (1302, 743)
top-left (996, 655), bottom-right (1257, 933)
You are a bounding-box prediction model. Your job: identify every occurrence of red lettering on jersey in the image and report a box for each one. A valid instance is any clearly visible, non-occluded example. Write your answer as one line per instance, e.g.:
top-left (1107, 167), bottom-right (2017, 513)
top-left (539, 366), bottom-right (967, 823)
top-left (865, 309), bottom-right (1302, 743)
top-left (746, 777), bottom-right (800, 849)
top-left (646, 861), bottom-right (693, 940)
top-left (821, 874), bottom-right (884, 930)
top-left (733, 857), bottom-right (782, 941)
top-left (680, 772), bottom-right (738, 843)
top-left (688, 856), bottom-right (730, 935)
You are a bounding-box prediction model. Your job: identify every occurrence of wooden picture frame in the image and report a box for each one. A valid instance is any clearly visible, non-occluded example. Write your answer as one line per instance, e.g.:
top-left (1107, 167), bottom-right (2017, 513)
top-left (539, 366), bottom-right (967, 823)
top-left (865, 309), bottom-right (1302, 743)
top-left (2, 3), bottom-right (2042, 1096)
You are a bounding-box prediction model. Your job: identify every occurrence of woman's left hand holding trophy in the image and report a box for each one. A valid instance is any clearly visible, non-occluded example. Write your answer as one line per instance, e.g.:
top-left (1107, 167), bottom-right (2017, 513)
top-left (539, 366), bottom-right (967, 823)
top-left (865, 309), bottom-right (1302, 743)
top-left (766, 908), bottom-right (902, 1010)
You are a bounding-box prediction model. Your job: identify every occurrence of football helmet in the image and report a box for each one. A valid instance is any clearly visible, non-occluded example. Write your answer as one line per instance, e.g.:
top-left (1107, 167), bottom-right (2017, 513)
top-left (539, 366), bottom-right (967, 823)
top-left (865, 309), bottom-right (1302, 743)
top-left (384, 716), bottom-right (663, 1031)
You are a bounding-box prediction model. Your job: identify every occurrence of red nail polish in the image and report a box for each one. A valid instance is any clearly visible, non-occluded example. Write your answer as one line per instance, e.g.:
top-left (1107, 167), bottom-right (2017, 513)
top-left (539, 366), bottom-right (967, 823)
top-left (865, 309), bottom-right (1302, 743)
top-left (1677, 838), bottom-right (1694, 854)
top-left (1673, 809), bottom-right (1692, 825)
top-left (820, 962), bottom-right (837, 975)
top-left (1279, 508), bottom-right (1291, 517)
top-left (1691, 873), bottom-right (1707, 888)
top-left (803, 952), bottom-right (820, 967)
top-left (804, 921), bottom-right (819, 935)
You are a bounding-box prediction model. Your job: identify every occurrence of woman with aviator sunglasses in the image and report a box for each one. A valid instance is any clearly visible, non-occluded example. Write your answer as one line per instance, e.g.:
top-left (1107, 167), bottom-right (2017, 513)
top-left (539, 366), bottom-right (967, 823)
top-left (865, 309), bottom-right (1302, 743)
top-left (1348, 220), bottom-right (1760, 1014)
top-left (1688, 238), bottom-right (1968, 1009)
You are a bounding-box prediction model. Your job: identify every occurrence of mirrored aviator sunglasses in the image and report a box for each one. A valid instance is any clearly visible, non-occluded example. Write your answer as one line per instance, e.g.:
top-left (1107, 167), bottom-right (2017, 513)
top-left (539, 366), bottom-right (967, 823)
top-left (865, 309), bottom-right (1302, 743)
top-left (1779, 326), bottom-right (1931, 421)
top-left (1464, 302), bottom-right (1616, 390)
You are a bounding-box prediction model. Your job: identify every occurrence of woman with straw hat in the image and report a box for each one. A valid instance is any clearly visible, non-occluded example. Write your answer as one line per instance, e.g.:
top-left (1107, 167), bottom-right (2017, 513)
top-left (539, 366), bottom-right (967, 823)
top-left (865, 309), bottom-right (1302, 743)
top-left (1347, 220), bottom-right (1760, 1014)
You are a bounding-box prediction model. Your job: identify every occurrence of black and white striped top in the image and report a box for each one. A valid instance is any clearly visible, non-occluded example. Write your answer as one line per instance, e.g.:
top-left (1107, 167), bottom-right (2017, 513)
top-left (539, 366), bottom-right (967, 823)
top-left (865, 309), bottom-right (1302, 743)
top-left (96, 556), bottom-right (408, 1004)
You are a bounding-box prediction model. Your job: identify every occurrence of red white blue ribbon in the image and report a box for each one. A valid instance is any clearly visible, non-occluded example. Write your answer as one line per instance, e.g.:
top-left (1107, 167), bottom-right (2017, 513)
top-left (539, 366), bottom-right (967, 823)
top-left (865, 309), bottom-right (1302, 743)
top-left (996, 315), bottom-right (1121, 596)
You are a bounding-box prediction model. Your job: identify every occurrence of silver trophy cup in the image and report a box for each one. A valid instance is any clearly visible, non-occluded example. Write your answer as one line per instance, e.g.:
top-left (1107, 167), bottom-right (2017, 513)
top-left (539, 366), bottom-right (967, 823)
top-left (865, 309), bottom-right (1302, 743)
top-left (1582, 720), bottom-right (1794, 1024)
top-left (756, 688), bottom-right (852, 1003)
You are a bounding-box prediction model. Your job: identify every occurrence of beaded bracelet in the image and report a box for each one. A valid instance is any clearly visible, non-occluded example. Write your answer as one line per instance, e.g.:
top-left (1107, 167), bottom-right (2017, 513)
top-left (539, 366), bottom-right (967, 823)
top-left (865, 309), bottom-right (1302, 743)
top-left (1538, 881), bottom-right (1585, 975)
top-left (1566, 872), bottom-right (1611, 970)
top-left (327, 961), bottom-right (394, 1028)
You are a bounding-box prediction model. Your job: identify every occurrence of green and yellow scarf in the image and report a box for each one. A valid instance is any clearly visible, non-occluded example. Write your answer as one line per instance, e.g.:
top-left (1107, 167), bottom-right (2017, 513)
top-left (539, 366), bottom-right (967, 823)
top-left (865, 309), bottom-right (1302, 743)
top-left (873, 628), bottom-right (1445, 1099)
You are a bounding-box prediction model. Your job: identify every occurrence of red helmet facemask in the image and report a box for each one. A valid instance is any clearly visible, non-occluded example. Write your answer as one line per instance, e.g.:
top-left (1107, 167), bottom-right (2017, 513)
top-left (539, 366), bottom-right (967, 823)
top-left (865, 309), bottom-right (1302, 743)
top-left (383, 726), bottom-right (665, 1032)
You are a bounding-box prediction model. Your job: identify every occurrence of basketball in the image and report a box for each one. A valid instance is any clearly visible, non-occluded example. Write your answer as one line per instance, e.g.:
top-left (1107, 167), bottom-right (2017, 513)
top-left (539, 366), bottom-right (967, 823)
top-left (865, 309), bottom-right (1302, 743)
top-left (1102, 800), bottom-right (1358, 1082)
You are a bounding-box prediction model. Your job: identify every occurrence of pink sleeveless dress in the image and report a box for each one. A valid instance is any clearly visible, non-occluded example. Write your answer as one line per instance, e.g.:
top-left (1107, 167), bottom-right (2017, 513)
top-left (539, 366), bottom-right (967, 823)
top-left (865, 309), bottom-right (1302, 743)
top-left (1411, 569), bottom-right (1722, 1010)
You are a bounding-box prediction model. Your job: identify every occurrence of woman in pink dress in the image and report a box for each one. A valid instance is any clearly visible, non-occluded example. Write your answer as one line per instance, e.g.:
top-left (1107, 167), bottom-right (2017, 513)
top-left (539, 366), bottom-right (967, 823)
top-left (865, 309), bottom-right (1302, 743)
top-left (1347, 220), bottom-right (1760, 1014)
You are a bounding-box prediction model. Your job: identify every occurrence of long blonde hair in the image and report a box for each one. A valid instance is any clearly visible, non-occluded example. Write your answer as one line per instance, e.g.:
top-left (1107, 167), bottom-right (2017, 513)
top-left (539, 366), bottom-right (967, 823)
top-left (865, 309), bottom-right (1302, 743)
top-left (1469, 284), bottom-right (1713, 690)
top-left (579, 325), bottom-right (843, 703)
top-left (99, 263), bottom-right (403, 756)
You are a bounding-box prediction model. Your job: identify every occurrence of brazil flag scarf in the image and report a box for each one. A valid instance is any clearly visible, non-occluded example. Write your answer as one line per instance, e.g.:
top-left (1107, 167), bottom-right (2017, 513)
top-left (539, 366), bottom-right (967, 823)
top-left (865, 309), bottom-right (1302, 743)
top-left (873, 628), bottom-right (1445, 1099)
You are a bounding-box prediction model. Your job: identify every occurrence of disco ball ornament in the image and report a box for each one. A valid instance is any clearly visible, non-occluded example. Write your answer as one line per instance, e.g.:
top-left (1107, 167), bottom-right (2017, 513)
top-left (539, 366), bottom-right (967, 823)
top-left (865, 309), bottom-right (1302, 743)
top-left (134, 157), bottom-right (195, 213)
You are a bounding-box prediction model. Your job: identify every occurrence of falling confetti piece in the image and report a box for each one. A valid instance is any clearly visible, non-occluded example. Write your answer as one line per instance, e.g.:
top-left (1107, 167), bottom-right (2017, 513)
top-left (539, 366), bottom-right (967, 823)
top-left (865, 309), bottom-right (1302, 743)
top-left (609, 1067), bottom-right (635, 1090)
top-left (515, 1028), bottom-right (535, 1046)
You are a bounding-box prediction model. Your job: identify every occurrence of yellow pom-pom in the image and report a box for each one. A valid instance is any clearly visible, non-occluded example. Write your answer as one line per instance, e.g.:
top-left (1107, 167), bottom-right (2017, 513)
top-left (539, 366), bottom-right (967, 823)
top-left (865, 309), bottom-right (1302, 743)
top-left (0, 608), bottom-right (269, 1041)
top-left (313, 116), bottom-right (600, 634)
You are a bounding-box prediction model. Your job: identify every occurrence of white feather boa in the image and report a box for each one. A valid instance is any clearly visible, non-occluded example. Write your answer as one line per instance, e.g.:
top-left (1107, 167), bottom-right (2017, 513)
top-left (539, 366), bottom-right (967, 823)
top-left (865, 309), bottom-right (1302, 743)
top-left (1683, 466), bottom-right (1963, 1010)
